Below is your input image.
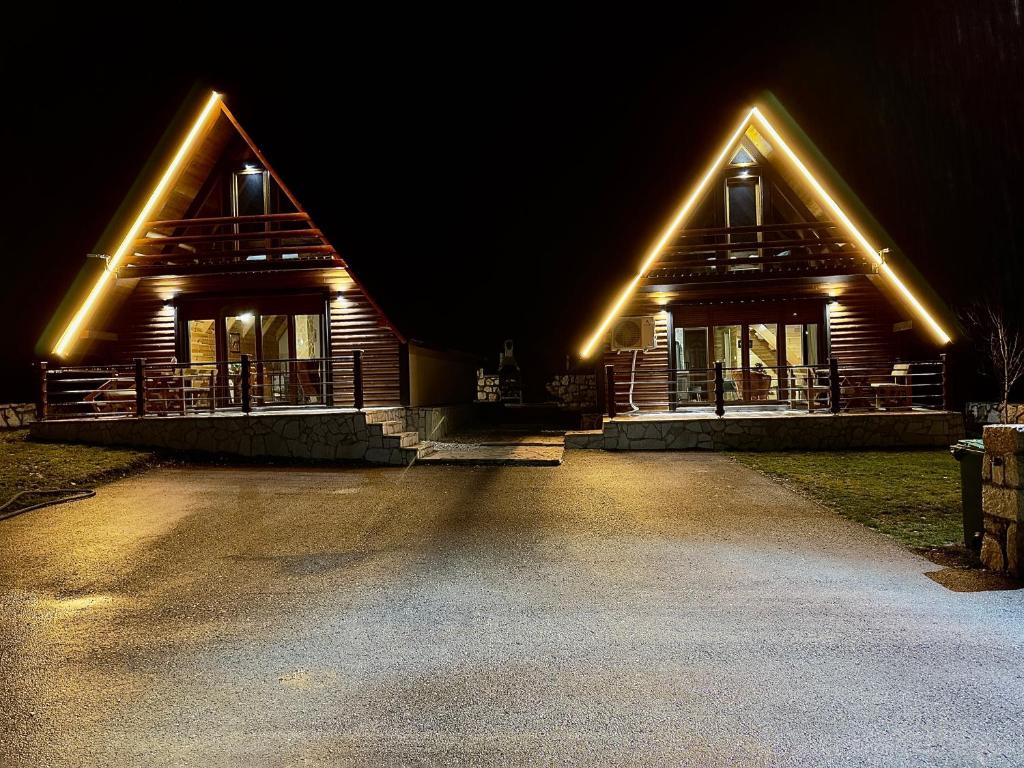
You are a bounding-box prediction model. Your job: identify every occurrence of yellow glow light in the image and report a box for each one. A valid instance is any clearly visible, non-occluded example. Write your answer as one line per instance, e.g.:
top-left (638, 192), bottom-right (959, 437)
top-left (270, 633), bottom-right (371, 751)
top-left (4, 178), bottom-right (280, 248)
top-left (579, 104), bottom-right (952, 357)
top-left (748, 107), bottom-right (950, 345)
top-left (579, 109), bottom-right (755, 357)
top-left (52, 91), bottom-right (223, 357)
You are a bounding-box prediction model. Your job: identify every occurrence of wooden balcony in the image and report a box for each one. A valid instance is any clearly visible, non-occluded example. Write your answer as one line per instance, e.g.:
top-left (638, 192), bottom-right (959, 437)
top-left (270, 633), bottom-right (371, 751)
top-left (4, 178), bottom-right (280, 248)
top-left (116, 213), bottom-right (344, 277)
top-left (643, 221), bottom-right (876, 285)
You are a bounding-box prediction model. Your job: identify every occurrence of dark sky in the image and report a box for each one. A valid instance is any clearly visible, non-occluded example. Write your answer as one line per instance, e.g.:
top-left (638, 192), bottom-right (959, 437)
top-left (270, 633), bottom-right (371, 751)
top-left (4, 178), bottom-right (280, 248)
top-left (2, 3), bottom-right (1022, 401)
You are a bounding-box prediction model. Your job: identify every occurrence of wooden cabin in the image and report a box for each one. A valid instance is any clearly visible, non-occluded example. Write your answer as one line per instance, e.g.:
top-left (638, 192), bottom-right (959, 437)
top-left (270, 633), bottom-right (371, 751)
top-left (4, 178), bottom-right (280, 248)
top-left (580, 97), bottom-right (957, 412)
top-left (41, 91), bottom-right (472, 413)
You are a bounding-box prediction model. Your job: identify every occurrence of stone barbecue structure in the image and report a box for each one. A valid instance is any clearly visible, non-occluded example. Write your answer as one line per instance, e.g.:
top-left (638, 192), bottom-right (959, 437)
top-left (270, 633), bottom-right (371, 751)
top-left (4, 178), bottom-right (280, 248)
top-left (545, 374), bottom-right (597, 410)
top-left (981, 424), bottom-right (1024, 577)
top-left (0, 403), bottom-right (36, 429)
top-left (476, 371), bottom-right (501, 402)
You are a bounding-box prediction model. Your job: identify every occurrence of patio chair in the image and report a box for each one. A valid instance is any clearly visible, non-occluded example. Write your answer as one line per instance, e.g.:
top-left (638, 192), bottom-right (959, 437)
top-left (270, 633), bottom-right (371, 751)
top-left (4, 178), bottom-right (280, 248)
top-left (870, 363), bottom-right (913, 410)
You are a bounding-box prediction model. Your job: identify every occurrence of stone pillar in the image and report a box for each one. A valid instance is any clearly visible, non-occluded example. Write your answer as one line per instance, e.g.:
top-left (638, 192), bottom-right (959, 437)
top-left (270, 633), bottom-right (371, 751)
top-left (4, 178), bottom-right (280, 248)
top-left (981, 424), bottom-right (1024, 577)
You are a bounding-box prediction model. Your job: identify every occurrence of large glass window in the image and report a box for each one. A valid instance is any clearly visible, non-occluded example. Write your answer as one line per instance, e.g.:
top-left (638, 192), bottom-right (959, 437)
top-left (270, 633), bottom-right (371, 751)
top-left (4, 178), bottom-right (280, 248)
top-left (187, 319), bottom-right (217, 363)
top-left (261, 315), bottom-right (290, 402)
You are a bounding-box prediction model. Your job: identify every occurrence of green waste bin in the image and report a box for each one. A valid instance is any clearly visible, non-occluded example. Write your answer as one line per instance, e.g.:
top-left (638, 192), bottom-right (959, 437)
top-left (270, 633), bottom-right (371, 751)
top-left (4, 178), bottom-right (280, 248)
top-left (951, 438), bottom-right (985, 549)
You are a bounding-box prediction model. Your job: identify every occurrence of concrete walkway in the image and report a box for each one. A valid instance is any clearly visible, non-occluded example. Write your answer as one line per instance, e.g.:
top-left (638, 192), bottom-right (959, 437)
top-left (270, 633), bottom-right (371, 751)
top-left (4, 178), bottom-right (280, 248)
top-left (0, 453), bottom-right (1021, 766)
top-left (418, 429), bottom-right (565, 465)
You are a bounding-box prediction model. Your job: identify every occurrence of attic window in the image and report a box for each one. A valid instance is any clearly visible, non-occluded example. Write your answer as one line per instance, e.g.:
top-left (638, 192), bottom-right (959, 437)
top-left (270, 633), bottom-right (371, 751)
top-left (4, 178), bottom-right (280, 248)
top-left (730, 145), bottom-right (755, 166)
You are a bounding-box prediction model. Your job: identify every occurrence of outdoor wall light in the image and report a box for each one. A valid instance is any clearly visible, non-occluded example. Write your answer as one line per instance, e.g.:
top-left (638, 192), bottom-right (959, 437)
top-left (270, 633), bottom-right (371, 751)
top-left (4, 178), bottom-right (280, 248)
top-left (236, 312), bottom-right (254, 322)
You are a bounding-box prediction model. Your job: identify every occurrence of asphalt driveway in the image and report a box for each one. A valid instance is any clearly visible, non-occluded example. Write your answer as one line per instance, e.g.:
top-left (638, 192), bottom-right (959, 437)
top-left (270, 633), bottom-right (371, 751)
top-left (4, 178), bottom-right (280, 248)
top-left (0, 452), bottom-right (1021, 767)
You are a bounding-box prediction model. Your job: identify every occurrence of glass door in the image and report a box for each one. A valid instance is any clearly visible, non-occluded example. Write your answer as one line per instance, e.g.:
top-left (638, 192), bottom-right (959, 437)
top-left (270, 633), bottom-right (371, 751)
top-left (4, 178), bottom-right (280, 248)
top-left (224, 313), bottom-right (258, 405)
top-left (294, 314), bottom-right (324, 404)
top-left (712, 322), bottom-right (779, 402)
top-left (260, 315), bottom-right (290, 404)
top-left (747, 323), bottom-right (778, 401)
top-left (674, 327), bottom-right (709, 403)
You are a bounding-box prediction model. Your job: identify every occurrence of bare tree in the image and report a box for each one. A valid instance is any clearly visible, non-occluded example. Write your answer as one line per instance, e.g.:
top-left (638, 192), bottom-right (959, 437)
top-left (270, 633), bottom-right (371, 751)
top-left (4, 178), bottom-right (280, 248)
top-left (963, 304), bottom-right (1024, 423)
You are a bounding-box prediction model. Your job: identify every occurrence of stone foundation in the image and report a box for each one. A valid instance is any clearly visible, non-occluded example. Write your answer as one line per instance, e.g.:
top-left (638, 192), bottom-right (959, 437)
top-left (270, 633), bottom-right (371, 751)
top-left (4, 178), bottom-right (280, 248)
top-left (403, 404), bottom-right (477, 441)
top-left (30, 408), bottom-right (420, 466)
top-left (545, 374), bottom-right (597, 409)
top-left (566, 411), bottom-right (964, 452)
top-left (980, 424), bottom-right (1024, 577)
top-left (1, 403), bottom-right (36, 429)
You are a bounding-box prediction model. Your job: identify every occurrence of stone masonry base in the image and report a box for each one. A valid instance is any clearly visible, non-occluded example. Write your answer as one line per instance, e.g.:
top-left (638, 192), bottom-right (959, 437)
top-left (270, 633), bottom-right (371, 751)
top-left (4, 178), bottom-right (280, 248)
top-left (30, 404), bottom-right (478, 467)
top-left (566, 411), bottom-right (964, 451)
top-left (981, 424), bottom-right (1024, 577)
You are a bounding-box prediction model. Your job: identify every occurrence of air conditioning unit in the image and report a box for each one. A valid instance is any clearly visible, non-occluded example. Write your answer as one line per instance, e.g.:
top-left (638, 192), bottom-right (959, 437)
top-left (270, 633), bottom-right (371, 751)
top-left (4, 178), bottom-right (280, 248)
top-left (611, 316), bottom-right (656, 351)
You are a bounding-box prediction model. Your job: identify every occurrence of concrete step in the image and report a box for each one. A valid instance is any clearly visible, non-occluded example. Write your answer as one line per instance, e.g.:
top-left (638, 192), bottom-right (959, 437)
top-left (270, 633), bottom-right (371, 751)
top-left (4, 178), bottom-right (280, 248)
top-left (382, 431), bottom-right (420, 448)
top-left (363, 408), bottom-right (406, 425)
top-left (380, 420), bottom-right (406, 435)
top-left (415, 443), bottom-right (563, 466)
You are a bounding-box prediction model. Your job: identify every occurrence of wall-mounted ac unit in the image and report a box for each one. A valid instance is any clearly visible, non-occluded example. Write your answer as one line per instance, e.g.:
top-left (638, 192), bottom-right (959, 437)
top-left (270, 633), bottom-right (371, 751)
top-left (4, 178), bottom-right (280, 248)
top-left (611, 316), bottom-right (656, 351)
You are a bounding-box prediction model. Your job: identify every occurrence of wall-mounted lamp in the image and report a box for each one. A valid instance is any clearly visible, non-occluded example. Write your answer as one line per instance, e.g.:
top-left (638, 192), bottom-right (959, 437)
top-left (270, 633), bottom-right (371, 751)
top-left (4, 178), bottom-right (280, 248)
top-left (236, 312), bottom-right (254, 322)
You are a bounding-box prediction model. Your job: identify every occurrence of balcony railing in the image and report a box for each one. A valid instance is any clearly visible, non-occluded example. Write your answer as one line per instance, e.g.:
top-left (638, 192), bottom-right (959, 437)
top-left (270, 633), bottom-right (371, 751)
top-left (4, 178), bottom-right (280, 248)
top-left (601, 357), bottom-right (949, 417)
top-left (115, 213), bottom-right (341, 276)
top-left (38, 352), bottom-right (370, 421)
top-left (644, 221), bottom-right (875, 283)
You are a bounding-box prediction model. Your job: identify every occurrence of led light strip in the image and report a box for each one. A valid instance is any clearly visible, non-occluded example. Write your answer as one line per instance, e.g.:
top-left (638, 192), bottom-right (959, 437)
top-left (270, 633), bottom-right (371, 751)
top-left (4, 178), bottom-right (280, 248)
top-left (579, 109), bottom-right (755, 357)
top-left (748, 107), bottom-right (951, 345)
top-left (52, 91), bottom-right (223, 357)
top-left (579, 105), bottom-right (952, 357)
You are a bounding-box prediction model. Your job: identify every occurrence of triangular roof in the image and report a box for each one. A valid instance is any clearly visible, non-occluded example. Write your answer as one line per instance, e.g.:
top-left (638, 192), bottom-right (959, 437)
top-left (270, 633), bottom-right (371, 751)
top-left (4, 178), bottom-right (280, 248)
top-left (43, 89), bottom-right (404, 359)
top-left (579, 93), bottom-right (957, 357)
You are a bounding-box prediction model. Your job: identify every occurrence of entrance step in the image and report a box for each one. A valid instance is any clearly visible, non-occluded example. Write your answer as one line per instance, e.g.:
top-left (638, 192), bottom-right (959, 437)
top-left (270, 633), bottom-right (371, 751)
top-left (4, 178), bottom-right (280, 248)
top-left (416, 444), bottom-right (563, 466)
top-left (415, 429), bottom-right (565, 466)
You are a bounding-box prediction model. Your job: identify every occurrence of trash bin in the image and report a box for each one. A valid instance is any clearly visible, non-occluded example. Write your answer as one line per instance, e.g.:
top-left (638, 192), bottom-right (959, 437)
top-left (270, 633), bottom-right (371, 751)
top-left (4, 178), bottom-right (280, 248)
top-left (950, 438), bottom-right (985, 550)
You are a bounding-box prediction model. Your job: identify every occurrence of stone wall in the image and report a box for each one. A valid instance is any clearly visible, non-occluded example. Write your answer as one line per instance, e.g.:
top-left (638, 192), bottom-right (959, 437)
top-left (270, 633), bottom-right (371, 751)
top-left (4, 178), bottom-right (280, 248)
top-left (404, 404), bottom-right (477, 441)
top-left (476, 370), bottom-right (500, 402)
top-left (571, 411), bottom-right (964, 451)
top-left (30, 408), bottom-right (419, 466)
top-left (965, 401), bottom-right (1024, 435)
top-left (545, 374), bottom-right (597, 409)
top-left (980, 424), bottom-right (1024, 577)
top-left (0, 403), bottom-right (36, 429)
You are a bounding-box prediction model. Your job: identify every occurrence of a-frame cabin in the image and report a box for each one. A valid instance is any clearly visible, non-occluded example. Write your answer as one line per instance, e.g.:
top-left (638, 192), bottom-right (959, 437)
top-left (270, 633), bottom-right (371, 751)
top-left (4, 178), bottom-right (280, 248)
top-left (43, 91), bottom-right (406, 408)
top-left (580, 95), bottom-right (957, 412)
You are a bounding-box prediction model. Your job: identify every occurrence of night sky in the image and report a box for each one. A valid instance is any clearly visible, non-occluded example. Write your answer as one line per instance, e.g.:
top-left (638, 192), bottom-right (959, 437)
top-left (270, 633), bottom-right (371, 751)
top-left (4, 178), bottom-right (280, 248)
top-left (2, 3), bottom-right (1022, 401)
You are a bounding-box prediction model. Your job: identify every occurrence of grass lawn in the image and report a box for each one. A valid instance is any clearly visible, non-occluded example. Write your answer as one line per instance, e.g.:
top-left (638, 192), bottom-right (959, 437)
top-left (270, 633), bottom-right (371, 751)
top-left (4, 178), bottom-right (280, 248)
top-left (729, 449), bottom-right (963, 550)
top-left (0, 430), bottom-right (154, 513)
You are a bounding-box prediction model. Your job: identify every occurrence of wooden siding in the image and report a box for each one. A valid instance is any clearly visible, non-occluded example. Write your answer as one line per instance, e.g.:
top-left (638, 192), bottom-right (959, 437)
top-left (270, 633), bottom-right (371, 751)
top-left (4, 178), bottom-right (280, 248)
top-left (94, 267), bottom-right (402, 406)
top-left (827, 276), bottom-right (899, 373)
top-left (600, 275), bottom-right (903, 410)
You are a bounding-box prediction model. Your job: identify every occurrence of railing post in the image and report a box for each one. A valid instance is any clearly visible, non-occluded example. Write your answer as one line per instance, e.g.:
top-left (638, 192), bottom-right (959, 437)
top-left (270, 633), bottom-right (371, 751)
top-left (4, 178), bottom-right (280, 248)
top-left (353, 349), bottom-right (364, 410)
top-left (255, 359), bottom-right (265, 406)
top-left (240, 354), bottom-right (252, 414)
top-left (134, 358), bottom-right (146, 417)
top-left (604, 364), bottom-right (616, 418)
top-left (829, 356), bottom-right (841, 415)
top-left (940, 352), bottom-right (950, 411)
top-left (38, 361), bottom-right (48, 421)
top-left (714, 361), bottom-right (725, 418)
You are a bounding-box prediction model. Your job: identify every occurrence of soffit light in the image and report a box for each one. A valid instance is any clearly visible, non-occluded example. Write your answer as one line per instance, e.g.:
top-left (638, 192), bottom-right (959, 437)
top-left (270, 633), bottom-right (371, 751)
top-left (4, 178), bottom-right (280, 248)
top-left (578, 106), bottom-right (952, 357)
top-left (52, 91), bottom-right (223, 357)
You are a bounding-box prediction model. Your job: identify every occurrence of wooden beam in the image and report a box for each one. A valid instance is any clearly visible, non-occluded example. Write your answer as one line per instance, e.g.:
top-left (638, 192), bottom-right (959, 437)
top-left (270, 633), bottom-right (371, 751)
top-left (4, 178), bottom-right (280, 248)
top-left (127, 244), bottom-right (337, 262)
top-left (674, 221), bottom-right (838, 238)
top-left (118, 258), bottom-right (342, 278)
top-left (144, 212), bottom-right (310, 229)
top-left (662, 237), bottom-right (861, 256)
top-left (134, 228), bottom-right (324, 247)
top-left (642, 264), bottom-right (874, 286)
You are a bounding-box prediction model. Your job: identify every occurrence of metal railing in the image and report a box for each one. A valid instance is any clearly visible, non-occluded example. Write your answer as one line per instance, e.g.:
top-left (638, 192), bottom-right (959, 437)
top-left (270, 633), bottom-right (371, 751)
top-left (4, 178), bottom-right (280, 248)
top-left (38, 351), bottom-right (368, 420)
top-left (601, 356), bottom-right (949, 417)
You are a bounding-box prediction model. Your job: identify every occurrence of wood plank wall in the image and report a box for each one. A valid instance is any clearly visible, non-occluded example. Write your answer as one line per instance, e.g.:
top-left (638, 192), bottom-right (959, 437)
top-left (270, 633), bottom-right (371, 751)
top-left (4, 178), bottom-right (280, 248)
top-left (94, 268), bottom-right (402, 406)
top-left (599, 275), bottom-right (901, 410)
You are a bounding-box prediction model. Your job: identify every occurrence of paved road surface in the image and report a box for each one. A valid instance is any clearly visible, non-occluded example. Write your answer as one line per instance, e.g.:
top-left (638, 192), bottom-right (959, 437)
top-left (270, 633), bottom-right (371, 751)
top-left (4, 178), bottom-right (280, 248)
top-left (1, 453), bottom-right (1021, 767)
